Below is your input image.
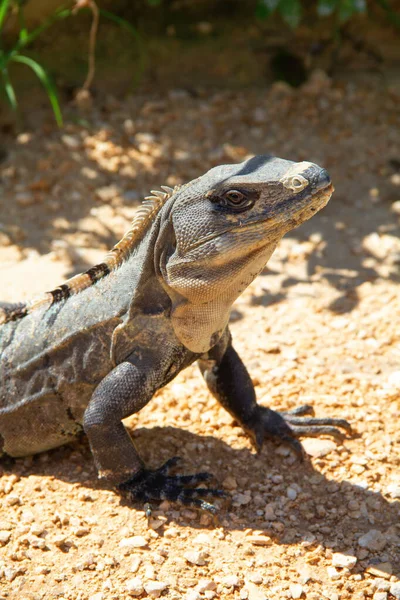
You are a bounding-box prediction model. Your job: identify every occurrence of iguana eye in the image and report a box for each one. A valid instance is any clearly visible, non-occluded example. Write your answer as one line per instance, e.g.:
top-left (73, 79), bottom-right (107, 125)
top-left (221, 189), bottom-right (255, 212)
top-left (224, 190), bottom-right (245, 204)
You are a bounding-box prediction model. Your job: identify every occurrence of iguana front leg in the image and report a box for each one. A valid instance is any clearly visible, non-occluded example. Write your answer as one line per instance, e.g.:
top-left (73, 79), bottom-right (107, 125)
top-left (198, 329), bottom-right (351, 457)
top-left (83, 357), bottom-right (224, 511)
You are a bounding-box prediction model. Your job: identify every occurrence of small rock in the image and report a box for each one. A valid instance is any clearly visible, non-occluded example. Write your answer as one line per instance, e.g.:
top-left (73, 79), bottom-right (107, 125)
top-left (373, 593), bottom-right (388, 600)
top-left (247, 571), bottom-right (263, 584)
top-left (327, 566), bottom-right (341, 580)
top-left (366, 562), bottom-right (392, 579)
top-left (222, 476), bottom-right (237, 490)
top-left (221, 575), bottom-right (239, 587)
top-left (387, 483), bottom-right (400, 498)
top-left (196, 579), bottom-right (216, 593)
top-left (358, 529), bottom-right (386, 551)
top-left (89, 594), bottom-right (104, 600)
top-left (245, 581), bottom-right (266, 600)
top-left (130, 556), bottom-right (141, 573)
top-left (264, 503), bottom-right (276, 520)
top-left (247, 535), bottom-right (272, 546)
top-left (126, 577), bottom-right (144, 596)
top-left (143, 581), bottom-right (168, 598)
top-left (6, 494), bottom-right (21, 506)
top-left (0, 531), bottom-right (11, 546)
top-left (185, 591), bottom-right (201, 600)
top-left (184, 550), bottom-right (206, 566)
top-left (302, 438), bottom-right (336, 458)
top-left (332, 552), bottom-right (357, 568)
top-left (290, 583), bottom-right (304, 599)
top-left (61, 134), bottom-right (81, 149)
top-left (287, 487), bottom-right (298, 500)
top-left (119, 535), bottom-right (148, 549)
top-left (390, 582), bottom-right (400, 599)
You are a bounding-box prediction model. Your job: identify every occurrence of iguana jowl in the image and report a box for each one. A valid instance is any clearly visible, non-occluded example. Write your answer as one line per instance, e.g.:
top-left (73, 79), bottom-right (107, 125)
top-left (0, 155), bottom-right (350, 511)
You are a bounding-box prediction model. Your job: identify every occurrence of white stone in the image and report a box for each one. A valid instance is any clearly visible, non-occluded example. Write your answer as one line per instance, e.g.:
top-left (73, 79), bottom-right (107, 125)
top-left (119, 535), bottom-right (148, 549)
top-left (144, 581), bottom-right (168, 598)
top-left (358, 529), bottom-right (386, 551)
top-left (373, 593), bottom-right (388, 600)
top-left (196, 579), bottom-right (216, 593)
top-left (387, 483), bottom-right (400, 498)
top-left (89, 594), bottom-right (104, 600)
top-left (331, 552), bottom-right (357, 568)
top-left (327, 566), bottom-right (341, 580)
top-left (302, 438), bottom-right (336, 458)
top-left (221, 575), bottom-right (239, 587)
top-left (184, 550), bottom-right (206, 566)
top-left (390, 582), bottom-right (400, 599)
top-left (185, 591), bottom-right (201, 600)
top-left (290, 583), bottom-right (303, 598)
top-left (287, 487), bottom-right (298, 500)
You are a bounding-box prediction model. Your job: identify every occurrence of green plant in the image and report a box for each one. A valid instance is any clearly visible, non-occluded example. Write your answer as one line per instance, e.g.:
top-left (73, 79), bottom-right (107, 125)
top-left (0, 0), bottom-right (70, 125)
top-left (0, 0), bottom-right (144, 127)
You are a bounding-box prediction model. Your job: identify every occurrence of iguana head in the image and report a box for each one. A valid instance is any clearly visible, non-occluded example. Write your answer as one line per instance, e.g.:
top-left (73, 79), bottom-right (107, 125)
top-left (159, 154), bottom-right (333, 352)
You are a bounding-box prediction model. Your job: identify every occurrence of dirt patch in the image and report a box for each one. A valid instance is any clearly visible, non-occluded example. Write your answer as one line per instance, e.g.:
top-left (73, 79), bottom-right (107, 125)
top-left (0, 74), bottom-right (399, 599)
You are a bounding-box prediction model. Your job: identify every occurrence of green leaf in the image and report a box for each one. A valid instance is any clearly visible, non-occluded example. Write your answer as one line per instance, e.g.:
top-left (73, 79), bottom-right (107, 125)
top-left (15, 7), bottom-right (71, 50)
top-left (10, 54), bottom-right (63, 126)
top-left (1, 68), bottom-right (18, 111)
top-left (278, 0), bottom-right (302, 28)
top-left (317, 0), bottom-right (338, 16)
top-left (0, 0), bottom-right (10, 31)
top-left (256, 0), bottom-right (280, 19)
top-left (338, 0), bottom-right (356, 22)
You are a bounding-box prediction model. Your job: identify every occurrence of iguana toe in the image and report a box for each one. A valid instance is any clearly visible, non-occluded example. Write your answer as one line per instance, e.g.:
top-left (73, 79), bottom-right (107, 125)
top-left (119, 458), bottom-right (226, 513)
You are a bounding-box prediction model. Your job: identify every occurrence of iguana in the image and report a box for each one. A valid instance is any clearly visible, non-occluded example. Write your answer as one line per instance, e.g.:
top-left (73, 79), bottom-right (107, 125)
top-left (0, 154), bottom-right (350, 511)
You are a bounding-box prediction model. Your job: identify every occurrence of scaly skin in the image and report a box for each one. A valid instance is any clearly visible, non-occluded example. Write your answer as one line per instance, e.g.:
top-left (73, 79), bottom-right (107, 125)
top-left (0, 155), bottom-right (350, 512)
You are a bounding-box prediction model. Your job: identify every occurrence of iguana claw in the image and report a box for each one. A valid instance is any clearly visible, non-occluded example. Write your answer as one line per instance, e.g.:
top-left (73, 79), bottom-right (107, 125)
top-left (245, 405), bottom-right (351, 460)
top-left (119, 457), bottom-right (226, 513)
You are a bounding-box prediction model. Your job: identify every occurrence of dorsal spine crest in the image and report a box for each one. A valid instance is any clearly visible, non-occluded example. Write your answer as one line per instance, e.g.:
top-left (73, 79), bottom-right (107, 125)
top-left (0, 185), bottom-right (180, 325)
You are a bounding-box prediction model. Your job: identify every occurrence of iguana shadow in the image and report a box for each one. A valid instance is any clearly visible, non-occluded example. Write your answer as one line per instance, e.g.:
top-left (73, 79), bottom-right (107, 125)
top-left (3, 425), bottom-right (399, 572)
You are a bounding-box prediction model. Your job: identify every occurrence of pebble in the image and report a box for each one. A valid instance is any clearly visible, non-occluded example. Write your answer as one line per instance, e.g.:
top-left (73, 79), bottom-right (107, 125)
top-left (185, 591), bottom-right (201, 600)
top-left (222, 475), bottom-right (237, 490)
top-left (196, 579), bottom-right (216, 593)
top-left (387, 483), bottom-right (400, 498)
top-left (143, 581), bottom-right (168, 598)
top-left (221, 575), bottom-right (239, 587)
top-left (301, 438), bottom-right (336, 458)
top-left (390, 582), bottom-right (400, 599)
top-left (287, 487), bottom-right (298, 500)
top-left (184, 550), bottom-right (206, 566)
top-left (247, 535), bottom-right (272, 546)
top-left (0, 531), bottom-right (11, 546)
top-left (331, 552), bottom-right (357, 568)
top-left (366, 563), bottom-right (392, 579)
top-left (247, 571), bottom-right (263, 584)
top-left (373, 593), bottom-right (388, 600)
top-left (290, 583), bottom-right (304, 599)
top-left (264, 503), bottom-right (276, 520)
top-left (245, 581), bottom-right (266, 600)
top-left (358, 529), bottom-right (387, 551)
top-left (130, 557), bottom-right (141, 573)
top-left (89, 594), bottom-right (104, 600)
top-left (119, 535), bottom-right (148, 549)
top-left (126, 577), bottom-right (144, 596)
top-left (327, 566), bottom-right (341, 580)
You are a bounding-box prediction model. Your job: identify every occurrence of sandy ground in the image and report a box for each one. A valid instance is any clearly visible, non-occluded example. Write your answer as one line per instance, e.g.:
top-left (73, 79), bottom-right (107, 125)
top-left (0, 73), bottom-right (400, 600)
